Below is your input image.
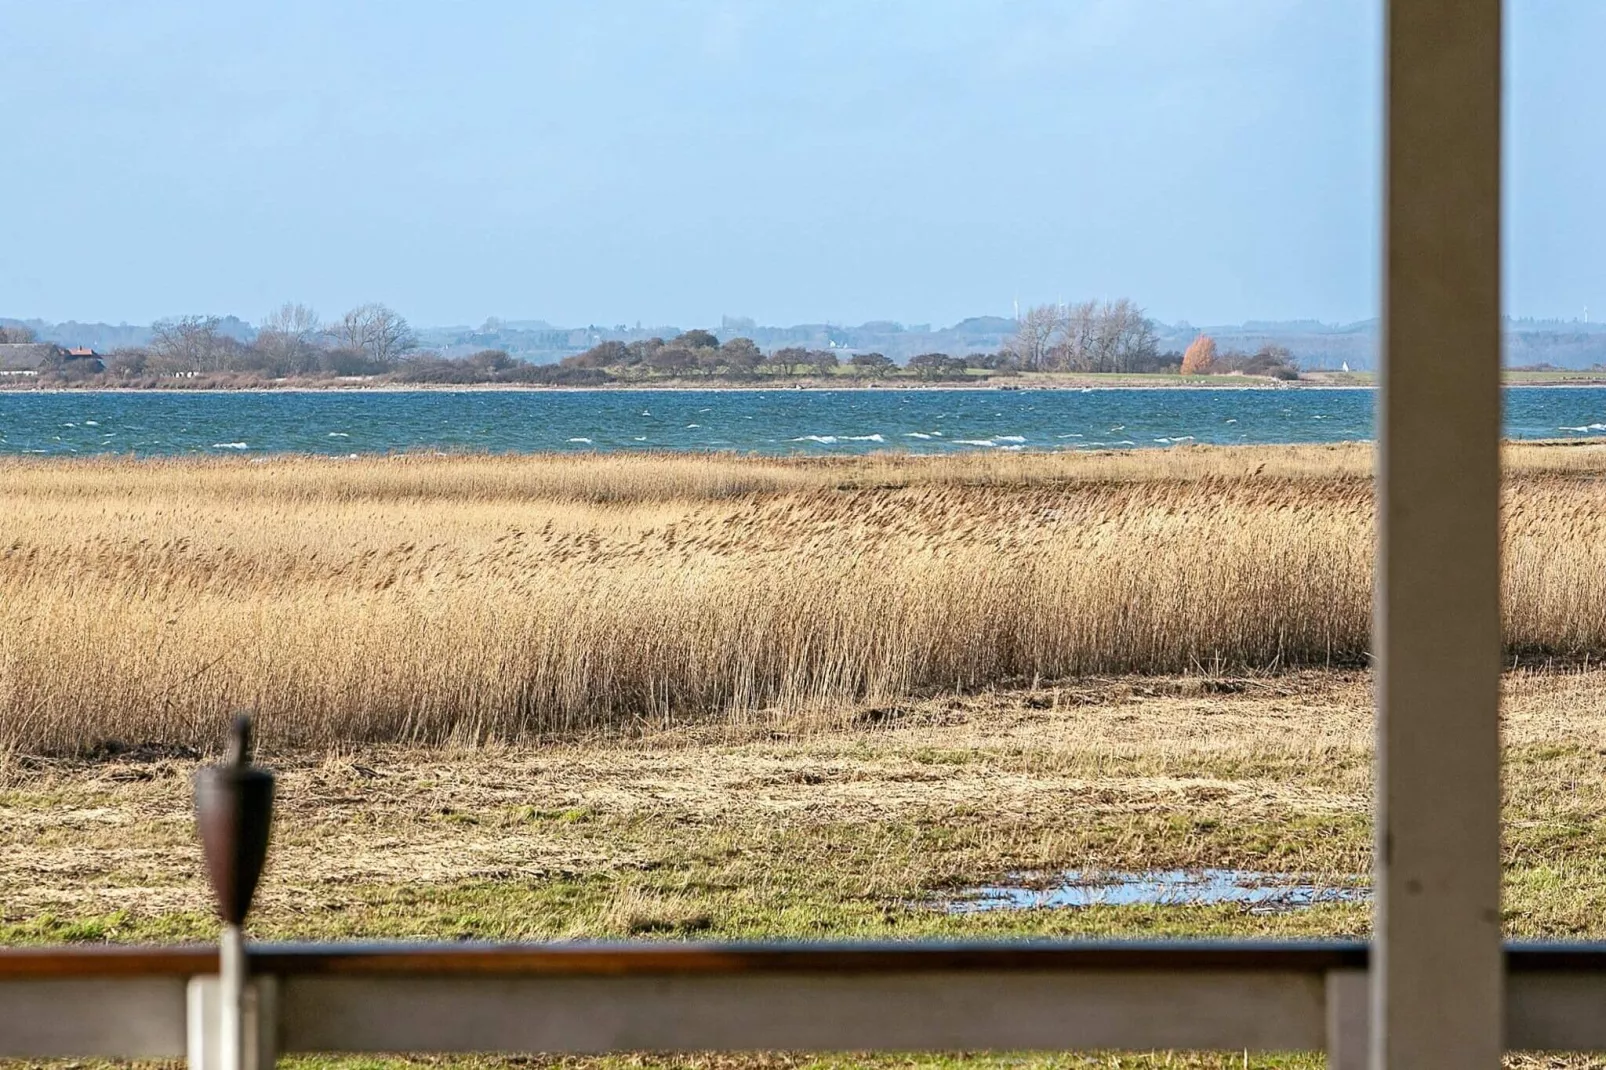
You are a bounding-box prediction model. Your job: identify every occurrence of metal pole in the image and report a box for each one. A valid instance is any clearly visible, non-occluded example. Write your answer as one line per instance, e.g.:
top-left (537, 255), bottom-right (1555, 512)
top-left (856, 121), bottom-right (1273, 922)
top-left (219, 923), bottom-right (246, 1070)
top-left (1375, 0), bottom-right (1504, 1066)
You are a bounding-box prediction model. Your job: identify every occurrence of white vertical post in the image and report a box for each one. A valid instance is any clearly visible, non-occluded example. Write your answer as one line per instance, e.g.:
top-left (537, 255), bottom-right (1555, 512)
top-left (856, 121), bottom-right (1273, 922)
top-left (220, 924), bottom-right (246, 1070)
top-left (1375, 0), bottom-right (1504, 1067)
top-left (188, 930), bottom-right (276, 1070)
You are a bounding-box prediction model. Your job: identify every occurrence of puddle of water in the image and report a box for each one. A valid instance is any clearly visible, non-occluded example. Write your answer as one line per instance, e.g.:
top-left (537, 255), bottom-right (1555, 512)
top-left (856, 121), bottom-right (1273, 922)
top-left (949, 868), bottom-right (1369, 915)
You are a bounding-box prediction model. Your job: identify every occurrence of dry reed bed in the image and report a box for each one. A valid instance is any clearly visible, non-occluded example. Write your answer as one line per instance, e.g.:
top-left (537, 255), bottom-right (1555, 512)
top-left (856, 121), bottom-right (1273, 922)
top-left (2, 443), bottom-right (1605, 752)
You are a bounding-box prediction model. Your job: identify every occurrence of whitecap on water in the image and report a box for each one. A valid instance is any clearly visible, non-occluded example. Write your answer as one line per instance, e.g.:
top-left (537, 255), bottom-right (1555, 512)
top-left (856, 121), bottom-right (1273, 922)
top-left (954, 439), bottom-right (997, 447)
top-left (328, 432), bottom-right (349, 437)
top-left (845, 434), bottom-right (884, 442)
top-left (1560, 423), bottom-right (1606, 433)
top-left (904, 432), bottom-right (934, 439)
top-left (792, 435), bottom-right (838, 444)
top-left (212, 442), bottom-right (248, 450)
top-left (567, 437), bottom-right (593, 444)
top-left (996, 435), bottom-right (1026, 443)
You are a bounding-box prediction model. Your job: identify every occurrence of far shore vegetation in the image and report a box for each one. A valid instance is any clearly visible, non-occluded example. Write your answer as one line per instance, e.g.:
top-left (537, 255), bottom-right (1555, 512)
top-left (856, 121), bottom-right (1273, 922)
top-left (6, 304), bottom-right (1599, 392)
top-left (0, 300), bottom-right (1315, 389)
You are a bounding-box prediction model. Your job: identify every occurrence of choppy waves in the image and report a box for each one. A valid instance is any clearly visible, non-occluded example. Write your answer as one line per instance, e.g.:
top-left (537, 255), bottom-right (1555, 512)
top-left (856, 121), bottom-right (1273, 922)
top-left (0, 387), bottom-right (1600, 456)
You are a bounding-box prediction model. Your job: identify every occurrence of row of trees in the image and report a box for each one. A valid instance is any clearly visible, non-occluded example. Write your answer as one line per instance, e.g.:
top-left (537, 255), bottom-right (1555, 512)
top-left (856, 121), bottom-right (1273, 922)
top-left (1005, 302), bottom-right (1300, 380)
top-left (9, 301), bottom-right (1302, 385)
top-left (123, 303), bottom-right (417, 378)
top-left (11, 303), bottom-right (420, 381)
top-left (1181, 335), bottom-right (1300, 379)
top-left (1005, 299), bottom-right (1163, 373)
top-left (557, 332), bottom-right (1100, 382)
top-left (559, 332), bottom-right (908, 379)
top-left (12, 312), bottom-right (1015, 385)
top-left (582, 339), bottom-right (1146, 381)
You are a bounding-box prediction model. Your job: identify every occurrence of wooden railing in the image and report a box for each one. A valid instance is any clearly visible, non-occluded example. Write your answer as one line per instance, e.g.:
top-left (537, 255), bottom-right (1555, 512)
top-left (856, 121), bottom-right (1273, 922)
top-left (4, 940), bottom-right (1606, 1068)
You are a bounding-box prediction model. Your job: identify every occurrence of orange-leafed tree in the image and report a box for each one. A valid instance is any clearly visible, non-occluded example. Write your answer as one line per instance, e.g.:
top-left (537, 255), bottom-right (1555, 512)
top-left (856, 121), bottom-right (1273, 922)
top-left (1181, 334), bottom-right (1218, 375)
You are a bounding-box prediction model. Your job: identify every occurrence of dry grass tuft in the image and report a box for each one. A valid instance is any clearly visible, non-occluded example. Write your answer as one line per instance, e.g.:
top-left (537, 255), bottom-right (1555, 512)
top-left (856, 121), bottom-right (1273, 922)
top-left (593, 885), bottom-right (715, 937)
top-left (3, 443), bottom-right (1605, 752)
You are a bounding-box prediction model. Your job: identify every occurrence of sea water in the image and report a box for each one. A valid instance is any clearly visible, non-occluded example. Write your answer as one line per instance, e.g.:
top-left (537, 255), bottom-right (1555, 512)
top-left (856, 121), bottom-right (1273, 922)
top-left (1, 387), bottom-right (1603, 457)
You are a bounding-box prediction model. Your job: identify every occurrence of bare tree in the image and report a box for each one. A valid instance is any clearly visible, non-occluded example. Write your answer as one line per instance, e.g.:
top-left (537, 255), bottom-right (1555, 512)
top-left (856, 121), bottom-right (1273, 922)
top-left (263, 302), bottom-right (321, 344)
top-left (803, 349), bottom-right (840, 376)
top-left (564, 341), bottom-right (628, 369)
top-left (1101, 298), bottom-right (1159, 373)
top-left (849, 352), bottom-right (896, 378)
top-left (1005, 304), bottom-right (1066, 372)
top-left (718, 337), bottom-right (763, 374)
top-left (0, 324), bottom-right (37, 344)
top-left (1051, 301), bottom-right (1099, 371)
top-left (1242, 343), bottom-right (1299, 379)
top-left (1054, 299), bottom-right (1159, 373)
top-left (150, 315), bottom-right (239, 371)
top-left (335, 303), bottom-right (416, 365)
top-left (1087, 303), bottom-right (1123, 372)
top-left (766, 347), bottom-right (808, 376)
top-left (254, 302), bottom-right (323, 373)
top-left (646, 344), bottom-right (696, 377)
top-left (104, 348), bottom-right (150, 380)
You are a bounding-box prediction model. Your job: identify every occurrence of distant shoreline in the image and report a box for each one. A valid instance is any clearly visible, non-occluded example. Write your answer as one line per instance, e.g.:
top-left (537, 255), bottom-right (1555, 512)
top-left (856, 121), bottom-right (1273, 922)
top-left (5, 372), bottom-right (1306, 393)
top-left (3, 381), bottom-right (1340, 394)
top-left (5, 377), bottom-right (1606, 395)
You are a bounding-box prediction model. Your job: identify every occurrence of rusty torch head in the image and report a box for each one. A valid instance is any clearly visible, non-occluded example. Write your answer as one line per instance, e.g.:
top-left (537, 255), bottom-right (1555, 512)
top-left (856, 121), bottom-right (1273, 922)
top-left (194, 713), bottom-right (276, 927)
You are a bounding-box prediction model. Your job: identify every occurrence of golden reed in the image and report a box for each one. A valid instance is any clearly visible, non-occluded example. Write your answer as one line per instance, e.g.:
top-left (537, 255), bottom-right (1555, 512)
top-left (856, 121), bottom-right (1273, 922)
top-left (3, 443), bottom-right (1603, 752)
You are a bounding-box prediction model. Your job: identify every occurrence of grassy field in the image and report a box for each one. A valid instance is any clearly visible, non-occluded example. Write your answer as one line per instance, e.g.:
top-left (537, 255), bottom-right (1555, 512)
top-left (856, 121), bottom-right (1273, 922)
top-left (5, 669), bottom-right (1606, 1069)
top-left (7, 445), bottom-right (1606, 1068)
top-left (5, 443), bottom-right (1606, 753)
top-left (1503, 370), bottom-right (1606, 385)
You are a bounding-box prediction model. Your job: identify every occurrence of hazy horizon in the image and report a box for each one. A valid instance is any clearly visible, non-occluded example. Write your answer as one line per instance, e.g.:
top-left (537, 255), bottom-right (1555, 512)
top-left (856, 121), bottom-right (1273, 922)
top-left (3, 2), bottom-right (1602, 328)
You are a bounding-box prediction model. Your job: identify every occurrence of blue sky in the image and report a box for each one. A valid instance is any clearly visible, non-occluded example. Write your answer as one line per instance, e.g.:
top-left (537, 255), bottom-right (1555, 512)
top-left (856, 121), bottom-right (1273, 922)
top-left (0, 2), bottom-right (1598, 328)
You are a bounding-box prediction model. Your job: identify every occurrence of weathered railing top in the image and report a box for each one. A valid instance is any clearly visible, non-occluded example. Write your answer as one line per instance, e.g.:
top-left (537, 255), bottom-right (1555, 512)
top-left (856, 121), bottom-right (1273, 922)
top-left (5, 938), bottom-right (1606, 977)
